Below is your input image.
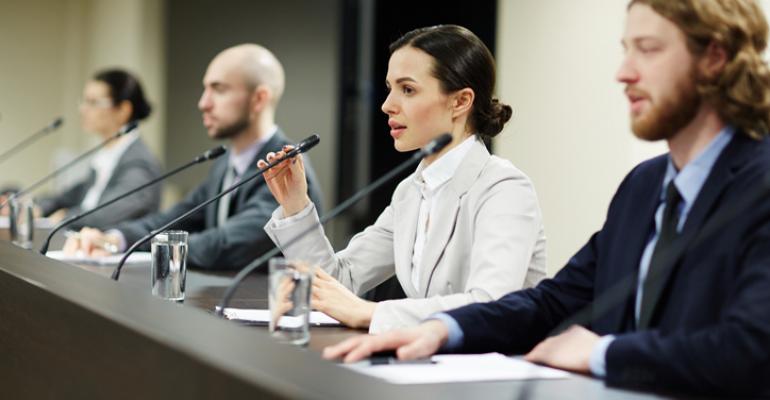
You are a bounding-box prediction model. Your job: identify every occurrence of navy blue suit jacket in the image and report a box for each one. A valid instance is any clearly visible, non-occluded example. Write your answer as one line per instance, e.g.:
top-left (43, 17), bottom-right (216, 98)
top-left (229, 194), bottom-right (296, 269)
top-left (447, 133), bottom-right (770, 396)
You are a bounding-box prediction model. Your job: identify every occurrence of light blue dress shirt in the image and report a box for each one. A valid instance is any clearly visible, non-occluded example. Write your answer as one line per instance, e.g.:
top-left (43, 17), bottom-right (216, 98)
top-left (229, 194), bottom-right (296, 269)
top-left (433, 125), bottom-right (735, 378)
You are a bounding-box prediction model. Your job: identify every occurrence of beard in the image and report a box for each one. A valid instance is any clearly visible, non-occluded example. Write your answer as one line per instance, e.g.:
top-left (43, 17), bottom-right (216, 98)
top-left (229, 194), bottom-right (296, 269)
top-left (210, 104), bottom-right (251, 140)
top-left (630, 71), bottom-right (701, 142)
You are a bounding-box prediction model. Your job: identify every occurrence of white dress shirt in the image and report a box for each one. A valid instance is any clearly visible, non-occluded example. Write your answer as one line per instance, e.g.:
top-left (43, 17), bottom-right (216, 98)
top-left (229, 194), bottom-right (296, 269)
top-left (80, 130), bottom-right (139, 211)
top-left (410, 135), bottom-right (476, 289)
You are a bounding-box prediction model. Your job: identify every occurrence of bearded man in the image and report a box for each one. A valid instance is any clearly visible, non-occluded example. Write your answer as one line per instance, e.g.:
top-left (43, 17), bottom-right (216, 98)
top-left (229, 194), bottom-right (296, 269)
top-left (65, 44), bottom-right (324, 270)
top-left (323, 1), bottom-right (770, 397)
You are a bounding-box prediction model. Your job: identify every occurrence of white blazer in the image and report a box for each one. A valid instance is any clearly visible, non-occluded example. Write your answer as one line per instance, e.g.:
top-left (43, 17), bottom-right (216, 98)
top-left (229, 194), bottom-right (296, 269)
top-left (264, 139), bottom-right (546, 333)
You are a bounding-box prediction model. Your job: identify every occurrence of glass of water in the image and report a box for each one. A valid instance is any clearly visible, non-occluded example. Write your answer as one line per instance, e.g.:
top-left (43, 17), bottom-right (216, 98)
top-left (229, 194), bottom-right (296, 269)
top-left (151, 230), bottom-right (188, 302)
top-left (9, 196), bottom-right (34, 249)
top-left (268, 258), bottom-right (315, 346)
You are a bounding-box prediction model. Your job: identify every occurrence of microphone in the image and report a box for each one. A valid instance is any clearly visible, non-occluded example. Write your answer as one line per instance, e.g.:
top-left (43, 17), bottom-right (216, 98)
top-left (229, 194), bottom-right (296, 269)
top-left (110, 134), bottom-right (322, 281)
top-left (214, 133), bottom-right (453, 315)
top-left (1, 121), bottom-right (137, 209)
top-left (39, 145), bottom-right (227, 254)
top-left (0, 117), bottom-right (64, 165)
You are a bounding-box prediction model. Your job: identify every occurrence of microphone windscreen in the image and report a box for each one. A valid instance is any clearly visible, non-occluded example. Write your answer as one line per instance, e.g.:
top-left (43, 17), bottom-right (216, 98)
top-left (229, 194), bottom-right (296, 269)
top-left (50, 117), bottom-right (64, 130)
top-left (199, 145), bottom-right (227, 162)
top-left (119, 121), bottom-right (139, 136)
top-left (422, 133), bottom-right (453, 156)
top-left (296, 134), bottom-right (320, 154)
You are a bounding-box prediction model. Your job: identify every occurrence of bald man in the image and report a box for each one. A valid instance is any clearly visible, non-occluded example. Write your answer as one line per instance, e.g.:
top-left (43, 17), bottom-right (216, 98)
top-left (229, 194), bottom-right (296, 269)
top-left (64, 44), bottom-right (324, 270)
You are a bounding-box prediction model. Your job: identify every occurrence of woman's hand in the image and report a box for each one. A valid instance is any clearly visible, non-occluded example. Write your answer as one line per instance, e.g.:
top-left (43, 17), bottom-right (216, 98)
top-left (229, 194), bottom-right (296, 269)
top-left (257, 145), bottom-right (311, 217)
top-left (312, 268), bottom-right (376, 329)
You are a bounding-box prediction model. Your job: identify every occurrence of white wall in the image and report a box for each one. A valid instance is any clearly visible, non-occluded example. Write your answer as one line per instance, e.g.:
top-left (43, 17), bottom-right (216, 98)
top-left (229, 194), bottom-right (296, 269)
top-left (0, 0), bottom-right (165, 193)
top-left (494, 0), bottom-right (667, 276)
top-left (495, 0), bottom-right (770, 276)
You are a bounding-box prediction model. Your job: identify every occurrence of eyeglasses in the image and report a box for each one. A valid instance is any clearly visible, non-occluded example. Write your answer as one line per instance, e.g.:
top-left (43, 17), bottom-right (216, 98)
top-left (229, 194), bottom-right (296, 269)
top-left (79, 97), bottom-right (114, 109)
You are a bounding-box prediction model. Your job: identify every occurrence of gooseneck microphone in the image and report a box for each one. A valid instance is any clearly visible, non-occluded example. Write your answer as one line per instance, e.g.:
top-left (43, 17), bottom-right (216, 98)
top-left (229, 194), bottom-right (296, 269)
top-left (215, 133), bottom-right (453, 316)
top-left (1, 121), bottom-right (137, 209)
top-left (110, 134), bottom-right (322, 281)
top-left (39, 145), bottom-right (227, 254)
top-left (0, 117), bottom-right (64, 165)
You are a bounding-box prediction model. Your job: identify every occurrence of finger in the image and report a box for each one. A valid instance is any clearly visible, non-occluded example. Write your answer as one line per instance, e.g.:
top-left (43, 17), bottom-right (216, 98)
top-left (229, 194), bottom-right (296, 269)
top-left (323, 335), bottom-right (365, 360)
top-left (396, 336), bottom-right (436, 360)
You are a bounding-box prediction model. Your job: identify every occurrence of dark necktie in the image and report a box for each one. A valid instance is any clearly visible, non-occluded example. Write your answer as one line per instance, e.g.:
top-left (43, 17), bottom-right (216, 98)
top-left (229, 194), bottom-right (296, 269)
top-left (638, 181), bottom-right (682, 329)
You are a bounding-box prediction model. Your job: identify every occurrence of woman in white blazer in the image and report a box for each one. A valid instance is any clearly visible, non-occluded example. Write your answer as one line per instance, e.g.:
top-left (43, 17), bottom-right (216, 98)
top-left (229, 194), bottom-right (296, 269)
top-left (258, 25), bottom-right (547, 333)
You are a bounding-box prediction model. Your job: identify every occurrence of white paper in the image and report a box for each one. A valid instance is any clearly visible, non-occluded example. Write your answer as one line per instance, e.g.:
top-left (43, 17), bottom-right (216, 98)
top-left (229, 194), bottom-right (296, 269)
top-left (344, 353), bottom-right (570, 384)
top-left (0, 216), bottom-right (54, 229)
top-left (221, 307), bottom-right (342, 327)
top-left (46, 250), bottom-right (152, 266)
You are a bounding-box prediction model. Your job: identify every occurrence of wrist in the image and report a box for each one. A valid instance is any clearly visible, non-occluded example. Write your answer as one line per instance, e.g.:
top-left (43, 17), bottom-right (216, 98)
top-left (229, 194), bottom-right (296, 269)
top-left (352, 300), bottom-right (376, 329)
top-left (283, 195), bottom-right (311, 217)
top-left (424, 319), bottom-right (449, 347)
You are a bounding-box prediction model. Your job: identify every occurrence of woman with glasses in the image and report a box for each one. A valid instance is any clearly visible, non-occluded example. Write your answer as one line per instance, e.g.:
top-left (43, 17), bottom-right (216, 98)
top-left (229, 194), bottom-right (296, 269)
top-left (36, 69), bottom-right (162, 229)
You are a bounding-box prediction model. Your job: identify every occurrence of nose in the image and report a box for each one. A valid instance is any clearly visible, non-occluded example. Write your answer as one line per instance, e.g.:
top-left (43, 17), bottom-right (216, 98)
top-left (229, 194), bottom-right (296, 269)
top-left (381, 90), bottom-right (399, 115)
top-left (198, 89), bottom-right (212, 111)
top-left (616, 54), bottom-right (639, 84)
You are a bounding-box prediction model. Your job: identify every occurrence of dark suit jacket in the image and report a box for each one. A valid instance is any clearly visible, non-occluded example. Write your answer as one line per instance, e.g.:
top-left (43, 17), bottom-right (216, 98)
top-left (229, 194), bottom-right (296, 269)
top-left (447, 133), bottom-right (770, 396)
top-left (114, 130), bottom-right (324, 270)
top-left (37, 138), bottom-right (162, 230)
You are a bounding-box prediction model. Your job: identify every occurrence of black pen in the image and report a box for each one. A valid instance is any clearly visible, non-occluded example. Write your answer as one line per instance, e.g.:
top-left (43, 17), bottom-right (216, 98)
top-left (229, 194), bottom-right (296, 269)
top-left (368, 357), bottom-right (436, 366)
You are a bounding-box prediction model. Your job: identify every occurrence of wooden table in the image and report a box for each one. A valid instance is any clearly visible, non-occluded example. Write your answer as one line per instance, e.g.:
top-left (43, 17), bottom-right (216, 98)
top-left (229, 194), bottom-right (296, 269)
top-left (0, 241), bottom-right (672, 399)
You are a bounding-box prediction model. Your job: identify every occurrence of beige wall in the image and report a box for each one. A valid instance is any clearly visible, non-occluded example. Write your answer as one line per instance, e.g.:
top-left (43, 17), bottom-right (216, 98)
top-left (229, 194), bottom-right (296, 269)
top-left (0, 0), bottom-right (165, 193)
top-left (494, 0), bottom-right (667, 276)
top-left (495, 0), bottom-right (770, 276)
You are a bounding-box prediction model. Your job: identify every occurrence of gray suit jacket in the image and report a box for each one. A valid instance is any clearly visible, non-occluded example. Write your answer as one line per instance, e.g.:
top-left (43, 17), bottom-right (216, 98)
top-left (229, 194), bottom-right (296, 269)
top-left (265, 138), bottom-right (547, 332)
top-left (115, 130), bottom-right (324, 270)
top-left (38, 137), bottom-right (162, 230)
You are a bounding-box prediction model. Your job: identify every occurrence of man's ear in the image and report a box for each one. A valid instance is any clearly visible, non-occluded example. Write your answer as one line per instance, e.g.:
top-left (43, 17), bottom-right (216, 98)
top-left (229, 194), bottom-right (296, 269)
top-left (699, 41), bottom-right (728, 80)
top-left (450, 88), bottom-right (475, 119)
top-left (250, 85), bottom-right (272, 113)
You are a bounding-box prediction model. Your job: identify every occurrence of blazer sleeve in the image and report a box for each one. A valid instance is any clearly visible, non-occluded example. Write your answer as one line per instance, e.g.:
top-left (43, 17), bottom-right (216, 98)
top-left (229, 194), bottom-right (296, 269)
top-left (369, 175), bottom-right (545, 333)
top-left (36, 175), bottom-right (92, 217)
top-left (184, 184), bottom-right (281, 270)
top-left (67, 159), bottom-right (161, 230)
top-left (114, 181), bottom-right (208, 251)
top-left (603, 221), bottom-right (770, 395)
top-left (264, 202), bottom-right (397, 295)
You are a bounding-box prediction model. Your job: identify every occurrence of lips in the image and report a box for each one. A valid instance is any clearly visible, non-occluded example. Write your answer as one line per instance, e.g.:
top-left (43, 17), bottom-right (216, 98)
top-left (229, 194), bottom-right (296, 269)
top-left (625, 87), bottom-right (650, 115)
top-left (388, 119), bottom-right (407, 139)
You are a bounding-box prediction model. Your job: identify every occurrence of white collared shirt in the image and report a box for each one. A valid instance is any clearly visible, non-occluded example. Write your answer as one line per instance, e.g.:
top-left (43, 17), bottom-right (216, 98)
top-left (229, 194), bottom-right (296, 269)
top-left (227, 125), bottom-right (278, 177)
top-left (80, 130), bottom-right (140, 211)
top-left (410, 135), bottom-right (477, 290)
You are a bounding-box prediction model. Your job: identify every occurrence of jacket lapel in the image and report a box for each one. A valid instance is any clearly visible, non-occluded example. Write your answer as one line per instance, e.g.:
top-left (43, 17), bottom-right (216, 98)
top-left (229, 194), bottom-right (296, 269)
top-left (392, 182), bottom-right (421, 298)
top-left (418, 140), bottom-right (489, 295)
top-left (641, 133), bottom-right (753, 326)
top-left (605, 161), bottom-right (666, 333)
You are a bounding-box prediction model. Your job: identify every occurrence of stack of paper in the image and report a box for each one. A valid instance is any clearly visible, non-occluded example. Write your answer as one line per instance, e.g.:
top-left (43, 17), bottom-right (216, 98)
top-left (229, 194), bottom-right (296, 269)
top-left (46, 250), bottom-right (152, 266)
top-left (344, 353), bottom-right (570, 384)
top-left (220, 307), bottom-right (343, 327)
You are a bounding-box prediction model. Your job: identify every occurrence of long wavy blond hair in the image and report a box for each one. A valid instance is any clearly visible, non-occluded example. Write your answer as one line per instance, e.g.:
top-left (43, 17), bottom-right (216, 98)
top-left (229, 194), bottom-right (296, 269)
top-left (630, 0), bottom-right (770, 139)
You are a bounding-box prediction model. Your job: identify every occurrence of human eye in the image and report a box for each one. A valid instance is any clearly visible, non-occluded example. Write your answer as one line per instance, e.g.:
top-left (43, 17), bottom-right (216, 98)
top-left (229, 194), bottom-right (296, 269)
top-left (402, 85), bottom-right (415, 95)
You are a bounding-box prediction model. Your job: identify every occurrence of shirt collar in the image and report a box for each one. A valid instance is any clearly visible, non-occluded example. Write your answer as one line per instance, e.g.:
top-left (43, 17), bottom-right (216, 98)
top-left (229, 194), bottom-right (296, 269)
top-left (662, 125), bottom-right (735, 207)
top-left (228, 125), bottom-right (277, 176)
top-left (91, 129), bottom-right (139, 170)
top-left (415, 135), bottom-right (478, 192)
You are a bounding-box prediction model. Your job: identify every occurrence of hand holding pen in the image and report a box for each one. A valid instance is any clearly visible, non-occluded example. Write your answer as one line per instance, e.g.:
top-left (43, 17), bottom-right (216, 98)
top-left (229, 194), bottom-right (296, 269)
top-left (62, 227), bottom-right (120, 256)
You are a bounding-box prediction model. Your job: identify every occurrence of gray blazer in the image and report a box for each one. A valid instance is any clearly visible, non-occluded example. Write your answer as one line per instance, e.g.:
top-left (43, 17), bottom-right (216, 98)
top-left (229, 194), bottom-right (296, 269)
top-left (265, 139), bottom-right (547, 333)
top-left (114, 130), bottom-right (324, 270)
top-left (38, 137), bottom-right (162, 230)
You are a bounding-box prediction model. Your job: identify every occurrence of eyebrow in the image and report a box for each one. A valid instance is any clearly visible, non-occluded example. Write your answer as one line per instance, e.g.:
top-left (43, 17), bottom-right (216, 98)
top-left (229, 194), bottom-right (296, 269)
top-left (385, 77), bottom-right (418, 86)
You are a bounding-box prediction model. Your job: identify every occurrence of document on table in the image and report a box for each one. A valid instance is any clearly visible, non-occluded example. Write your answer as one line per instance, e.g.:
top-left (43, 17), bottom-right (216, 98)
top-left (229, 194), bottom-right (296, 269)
top-left (219, 307), bottom-right (343, 327)
top-left (46, 250), bottom-right (152, 266)
top-left (0, 216), bottom-right (54, 229)
top-left (344, 353), bottom-right (570, 384)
